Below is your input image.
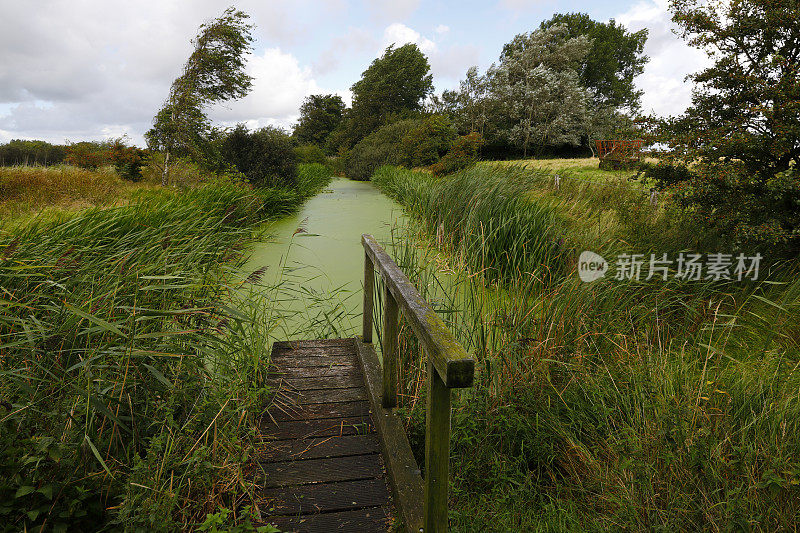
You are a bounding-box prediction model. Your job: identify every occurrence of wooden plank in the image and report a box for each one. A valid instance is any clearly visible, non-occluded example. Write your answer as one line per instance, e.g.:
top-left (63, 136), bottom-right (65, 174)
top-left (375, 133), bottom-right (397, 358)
top-left (292, 387), bottom-right (367, 404)
top-left (363, 251), bottom-right (374, 343)
top-left (262, 416), bottom-right (374, 440)
top-left (261, 454), bottom-right (385, 488)
top-left (270, 355), bottom-right (356, 369)
top-left (267, 401), bottom-right (371, 422)
top-left (362, 234), bottom-right (474, 388)
top-left (274, 339), bottom-right (354, 350)
top-left (259, 435), bottom-right (381, 462)
top-left (423, 360), bottom-right (451, 533)
top-left (381, 285), bottom-right (398, 408)
top-left (269, 365), bottom-right (361, 380)
top-left (273, 348), bottom-right (356, 358)
top-left (263, 506), bottom-right (391, 533)
top-left (263, 478), bottom-right (390, 515)
top-left (253, 338), bottom-right (397, 531)
top-left (267, 374), bottom-right (363, 391)
top-left (355, 338), bottom-right (424, 533)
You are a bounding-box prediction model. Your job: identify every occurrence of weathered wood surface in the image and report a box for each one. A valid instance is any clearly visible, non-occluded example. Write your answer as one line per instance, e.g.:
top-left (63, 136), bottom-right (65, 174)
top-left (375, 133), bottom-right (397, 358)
top-left (362, 234), bottom-right (474, 388)
top-left (355, 338), bottom-right (425, 533)
top-left (257, 339), bottom-right (394, 533)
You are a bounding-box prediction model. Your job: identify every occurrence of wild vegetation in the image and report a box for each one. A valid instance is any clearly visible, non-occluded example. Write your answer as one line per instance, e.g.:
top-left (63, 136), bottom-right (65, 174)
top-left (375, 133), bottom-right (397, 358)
top-left (0, 164), bottom-right (331, 531)
top-left (373, 163), bottom-right (800, 531)
top-left (3, 0), bottom-right (799, 530)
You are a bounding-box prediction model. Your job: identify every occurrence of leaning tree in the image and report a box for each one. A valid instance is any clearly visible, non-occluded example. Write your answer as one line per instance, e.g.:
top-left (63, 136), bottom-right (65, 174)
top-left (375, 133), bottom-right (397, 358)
top-left (146, 7), bottom-right (254, 185)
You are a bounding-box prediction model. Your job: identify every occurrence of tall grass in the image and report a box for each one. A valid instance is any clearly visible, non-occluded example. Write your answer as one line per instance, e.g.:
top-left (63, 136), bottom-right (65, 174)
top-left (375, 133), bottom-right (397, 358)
top-left (373, 165), bottom-right (800, 531)
top-left (0, 165), bottom-right (142, 220)
top-left (0, 169), bottom-right (331, 531)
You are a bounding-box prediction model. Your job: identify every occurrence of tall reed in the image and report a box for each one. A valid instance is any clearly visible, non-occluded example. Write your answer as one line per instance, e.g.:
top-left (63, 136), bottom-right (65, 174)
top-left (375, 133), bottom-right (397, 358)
top-left (372, 164), bottom-right (800, 531)
top-left (0, 169), bottom-right (332, 530)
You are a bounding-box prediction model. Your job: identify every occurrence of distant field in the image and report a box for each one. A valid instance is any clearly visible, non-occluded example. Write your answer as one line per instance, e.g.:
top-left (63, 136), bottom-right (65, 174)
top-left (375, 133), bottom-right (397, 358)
top-left (493, 157), bottom-right (657, 185)
top-left (0, 165), bottom-right (152, 223)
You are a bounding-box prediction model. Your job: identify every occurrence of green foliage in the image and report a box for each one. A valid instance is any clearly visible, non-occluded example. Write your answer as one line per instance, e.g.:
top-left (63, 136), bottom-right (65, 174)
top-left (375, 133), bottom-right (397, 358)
top-left (293, 143), bottom-right (327, 165)
top-left (430, 132), bottom-right (484, 176)
top-left (107, 138), bottom-right (149, 181)
top-left (373, 164), bottom-right (569, 280)
top-left (344, 119), bottom-right (418, 180)
top-left (398, 115), bottom-right (456, 167)
top-left (671, 161), bottom-right (800, 251)
top-left (489, 25), bottom-right (592, 157)
top-left (0, 139), bottom-right (66, 167)
top-left (657, 0), bottom-right (800, 252)
top-left (292, 94), bottom-right (345, 147)
top-left (197, 507), bottom-right (278, 533)
top-left (436, 14), bottom-right (648, 158)
top-left (220, 124), bottom-right (297, 188)
top-left (0, 174), bottom-right (330, 530)
top-left (541, 13), bottom-right (649, 110)
top-left (635, 160), bottom-right (694, 190)
top-left (376, 164), bottom-right (800, 530)
top-left (347, 43), bottom-right (433, 145)
top-left (64, 141), bottom-right (112, 170)
top-left (296, 163), bottom-right (333, 197)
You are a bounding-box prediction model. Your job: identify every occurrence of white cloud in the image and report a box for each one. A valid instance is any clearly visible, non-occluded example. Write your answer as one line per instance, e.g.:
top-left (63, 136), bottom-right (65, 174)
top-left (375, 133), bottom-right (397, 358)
top-left (497, 0), bottom-right (544, 11)
top-left (383, 23), bottom-right (437, 55)
top-left (381, 24), bottom-right (478, 89)
top-left (0, 0), bottom-right (335, 145)
top-left (313, 27), bottom-right (378, 76)
top-left (616, 0), bottom-right (711, 116)
top-left (210, 47), bottom-right (323, 131)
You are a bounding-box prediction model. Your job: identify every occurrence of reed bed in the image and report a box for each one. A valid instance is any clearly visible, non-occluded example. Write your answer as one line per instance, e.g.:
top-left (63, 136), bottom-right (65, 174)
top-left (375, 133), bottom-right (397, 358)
top-left (372, 164), bottom-right (800, 531)
top-left (0, 166), bottom-right (332, 531)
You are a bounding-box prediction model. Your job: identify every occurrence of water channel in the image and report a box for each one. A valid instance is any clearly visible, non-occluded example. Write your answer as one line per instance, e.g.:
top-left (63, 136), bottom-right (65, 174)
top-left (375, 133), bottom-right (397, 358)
top-left (241, 178), bottom-right (407, 341)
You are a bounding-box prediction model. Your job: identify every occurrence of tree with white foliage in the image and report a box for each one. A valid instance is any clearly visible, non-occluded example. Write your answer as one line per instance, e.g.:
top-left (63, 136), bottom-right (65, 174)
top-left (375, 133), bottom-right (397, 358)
top-left (487, 24), bottom-right (592, 157)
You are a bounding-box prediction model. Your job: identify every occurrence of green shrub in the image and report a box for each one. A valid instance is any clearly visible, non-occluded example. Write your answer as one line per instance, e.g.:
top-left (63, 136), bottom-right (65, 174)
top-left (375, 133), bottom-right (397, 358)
top-left (108, 139), bottom-right (148, 181)
top-left (344, 119), bottom-right (418, 180)
top-left (220, 124), bottom-right (297, 188)
top-left (293, 143), bottom-right (327, 165)
top-left (64, 141), bottom-right (112, 170)
top-left (399, 115), bottom-right (456, 167)
top-left (671, 160), bottom-right (800, 252)
top-left (635, 161), bottom-right (694, 190)
top-left (430, 132), bottom-right (484, 176)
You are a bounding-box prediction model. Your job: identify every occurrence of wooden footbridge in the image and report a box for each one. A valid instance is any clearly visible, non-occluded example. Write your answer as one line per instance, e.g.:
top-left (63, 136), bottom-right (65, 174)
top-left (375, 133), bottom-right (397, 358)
top-left (253, 235), bottom-right (474, 532)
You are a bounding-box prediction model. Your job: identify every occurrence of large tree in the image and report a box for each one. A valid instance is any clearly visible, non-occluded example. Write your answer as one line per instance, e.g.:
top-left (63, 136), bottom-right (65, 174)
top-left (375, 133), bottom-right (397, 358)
top-left (661, 0), bottom-right (800, 251)
top-left (146, 7), bottom-right (254, 185)
top-left (668, 0), bottom-right (800, 179)
top-left (488, 25), bottom-right (592, 156)
top-left (540, 13), bottom-right (648, 110)
top-left (293, 94), bottom-right (345, 147)
top-left (347, 44), bottom-right (433, 145)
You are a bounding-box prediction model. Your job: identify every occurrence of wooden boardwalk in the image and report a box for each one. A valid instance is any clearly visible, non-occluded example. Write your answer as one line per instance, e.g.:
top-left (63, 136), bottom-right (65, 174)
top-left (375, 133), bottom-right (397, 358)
top-left (257, 339), bottom-right (394, 532)
top-left (250, 234), bottom-right (475, 533)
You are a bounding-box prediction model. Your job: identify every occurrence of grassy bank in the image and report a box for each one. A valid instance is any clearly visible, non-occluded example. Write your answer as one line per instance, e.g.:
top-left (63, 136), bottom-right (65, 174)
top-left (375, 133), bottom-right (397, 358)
top-left (373, 164), bottom-right (800, 531)
top-left (0, 164), bottom-right (331, 531)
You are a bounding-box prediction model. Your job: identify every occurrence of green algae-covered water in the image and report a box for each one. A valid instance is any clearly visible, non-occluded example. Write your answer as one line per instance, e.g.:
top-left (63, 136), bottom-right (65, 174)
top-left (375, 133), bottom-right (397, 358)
top-left (242, 178), bottom-right (406, 340)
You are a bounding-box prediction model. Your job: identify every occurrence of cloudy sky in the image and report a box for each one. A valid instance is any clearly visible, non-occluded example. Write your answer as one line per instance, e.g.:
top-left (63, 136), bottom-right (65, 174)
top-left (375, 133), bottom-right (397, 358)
top-left (0, 0), bottom-right (709, 147)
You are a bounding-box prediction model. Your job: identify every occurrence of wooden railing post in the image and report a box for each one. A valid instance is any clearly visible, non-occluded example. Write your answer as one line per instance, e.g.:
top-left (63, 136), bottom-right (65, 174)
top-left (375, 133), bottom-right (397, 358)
top-left (382, 284), bottom-right (398, 408)
top-left (361, 234), bottom-right (473, 532)
top-left (363, 251), bottom-right (374, 343)
top-left (423, 361), bottom-right (451, 532)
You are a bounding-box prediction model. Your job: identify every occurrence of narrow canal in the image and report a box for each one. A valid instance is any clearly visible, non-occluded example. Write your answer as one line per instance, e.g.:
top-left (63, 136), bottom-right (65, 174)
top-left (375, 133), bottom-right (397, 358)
top-left (242, 177), bottom-right (406, 341)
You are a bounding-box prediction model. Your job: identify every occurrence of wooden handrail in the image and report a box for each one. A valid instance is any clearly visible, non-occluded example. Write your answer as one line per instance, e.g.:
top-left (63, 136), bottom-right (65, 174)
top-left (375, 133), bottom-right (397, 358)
top-left (361, 233), bottom-right (475, 533)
